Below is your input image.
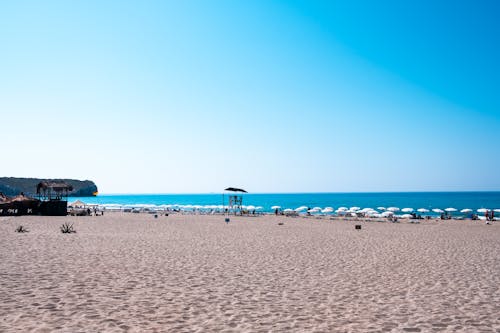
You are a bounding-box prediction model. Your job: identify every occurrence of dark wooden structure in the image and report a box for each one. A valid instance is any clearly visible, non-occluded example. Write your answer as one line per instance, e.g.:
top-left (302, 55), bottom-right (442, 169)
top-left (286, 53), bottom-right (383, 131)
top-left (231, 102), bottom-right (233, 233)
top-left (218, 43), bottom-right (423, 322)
top-left (36, 181), bottom-right (73, 216)
top-left (0, 194), bottom-right (40, 216)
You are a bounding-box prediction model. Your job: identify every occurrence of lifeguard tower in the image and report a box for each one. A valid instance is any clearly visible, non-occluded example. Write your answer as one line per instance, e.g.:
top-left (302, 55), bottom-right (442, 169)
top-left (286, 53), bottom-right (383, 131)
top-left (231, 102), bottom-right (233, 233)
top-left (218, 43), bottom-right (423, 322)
top-left (36, 181), bottom-right (73, 215)
top-left (224, 187), bottom-right (247, 214)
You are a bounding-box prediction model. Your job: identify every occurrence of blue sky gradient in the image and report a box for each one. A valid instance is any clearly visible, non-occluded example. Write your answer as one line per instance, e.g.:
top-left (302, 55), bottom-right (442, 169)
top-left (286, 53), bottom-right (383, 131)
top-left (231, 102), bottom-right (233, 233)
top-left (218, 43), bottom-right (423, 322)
top-left (1, 0), bottom-right (499, 193)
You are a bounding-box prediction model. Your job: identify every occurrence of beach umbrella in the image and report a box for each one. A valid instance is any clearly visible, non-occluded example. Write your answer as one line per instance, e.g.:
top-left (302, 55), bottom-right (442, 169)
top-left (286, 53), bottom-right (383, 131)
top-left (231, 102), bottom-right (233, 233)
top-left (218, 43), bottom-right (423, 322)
top-left (477, 208), bottom-right (488, 213)
top-left (381, 211), bottom-right (394, 217)
top-left (271, 205), bottom-right (281, 210)
top-left (445, 208), bottom-right (457, 212)
top-left (401, 208), bottom-right (414, 213)
top-left (69, 200), bottom-right (86, 208)
top-left (432, 208), bottom-right (444, 214)
top-left (255, 206), bottom-right (263, 211)
top-left (387, 207), bottom-right (400, 212)
top-left (246, 205), bottom-right (256, 211)
top-left (295, 206), bottom-right (308, 212)
top-left (377, 207), bottom-right (386, 211)
top-left (349, 206), bottom-right (361, 212)
top-left (401, 214), bottom-right (413, 219)
top-left (322, 207), bottom-right (334, 213)
top-left (460, 209), bottom-right (472, 213)
top-left (308, 208), bottom-right (321, 213)
top-left (494, 209), bottom-right (500, 213)
top-left (283, 208), bottom-right (293, 213)
top-left (417, 208), bottom-right (429, 213)
top-left (337, 207), bottom-right (348, 211)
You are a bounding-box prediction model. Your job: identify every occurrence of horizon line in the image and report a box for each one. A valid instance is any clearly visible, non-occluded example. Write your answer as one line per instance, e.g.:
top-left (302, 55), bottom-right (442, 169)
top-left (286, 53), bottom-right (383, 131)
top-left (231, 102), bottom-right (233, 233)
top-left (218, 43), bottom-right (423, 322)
top-left (90, 190), bottom-right (500, 196)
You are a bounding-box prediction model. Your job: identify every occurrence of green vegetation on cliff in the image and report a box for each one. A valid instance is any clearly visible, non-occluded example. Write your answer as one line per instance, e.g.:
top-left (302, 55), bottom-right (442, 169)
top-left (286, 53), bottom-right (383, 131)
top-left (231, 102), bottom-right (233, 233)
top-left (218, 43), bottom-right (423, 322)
top-left (0, 177), bottom-right (98, 197)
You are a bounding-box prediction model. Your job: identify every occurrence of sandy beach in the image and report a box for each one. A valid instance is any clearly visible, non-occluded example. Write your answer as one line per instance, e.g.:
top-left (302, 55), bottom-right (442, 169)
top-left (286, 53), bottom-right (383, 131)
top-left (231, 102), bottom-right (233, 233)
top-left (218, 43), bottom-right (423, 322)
top-left (1, 213), bottom-right (499, 332)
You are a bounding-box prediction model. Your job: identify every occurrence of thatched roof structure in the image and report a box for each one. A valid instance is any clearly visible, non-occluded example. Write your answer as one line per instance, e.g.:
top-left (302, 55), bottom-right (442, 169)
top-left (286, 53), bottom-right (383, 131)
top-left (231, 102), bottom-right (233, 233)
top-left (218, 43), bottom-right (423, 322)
top-left (10, 194), bottom-right (39, 202)
top-left (0, 192), bottom-right (11, 203)
top-left (36, 182), bottom-right (74, 194)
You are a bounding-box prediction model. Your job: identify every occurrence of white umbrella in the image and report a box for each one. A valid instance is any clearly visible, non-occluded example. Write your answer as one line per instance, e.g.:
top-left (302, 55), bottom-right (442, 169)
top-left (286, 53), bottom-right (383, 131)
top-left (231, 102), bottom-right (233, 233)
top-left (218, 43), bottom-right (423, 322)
top-left (271, 205), bottom-right (281, 210)
top-left (445, 208), bottom-right (457, 212)
top-left (69, 200), bottom-right (86, 208)
top-left (295, 206), bottom-right (308, 212)
top-left (494, 209), bottom-right (500, 213)
top-left (401, 214), bottom-right (413, 218)
top-left (460, 209), bottom-right (472, 213)
top-left (322, 207), bottom-right (334, 213)
top-left (377, 207), bottom-right (386, 211)
top-left (381, 211), bottom-right (394, 217)
top-left (349, 206), bottom-right (361, 212)
top-left (255, 206), bottom-right (263, 211)
top-left (401, 208), bottom-right (414, 213)
top-left (477, 208), bottom-right (488, 213)
top-left (283, 208), bottom-right (293, 213)
top-left (337, 207), bottom-right (348, 211)
top-left (417, 208), bottom-right (429, 213)
top-left (432, 208), bottom-right (444, 213)
top-left (387, 207), bottom-right (400, 212)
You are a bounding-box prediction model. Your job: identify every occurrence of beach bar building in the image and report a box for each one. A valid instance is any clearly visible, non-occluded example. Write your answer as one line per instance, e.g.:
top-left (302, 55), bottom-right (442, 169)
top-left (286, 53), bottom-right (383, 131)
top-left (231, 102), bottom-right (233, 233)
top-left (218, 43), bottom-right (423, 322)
top-left (36, 181), bottom-right (73, 216)
top-left (0, 193), bottom-right (40, 216)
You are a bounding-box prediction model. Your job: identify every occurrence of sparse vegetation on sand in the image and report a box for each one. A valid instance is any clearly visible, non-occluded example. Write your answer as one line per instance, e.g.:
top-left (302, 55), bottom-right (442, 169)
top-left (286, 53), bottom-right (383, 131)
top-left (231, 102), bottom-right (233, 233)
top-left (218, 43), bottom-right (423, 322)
top-left (15, 225), bottom-right (29, 233)
top-left (60, 222), bottom-right (76, 234)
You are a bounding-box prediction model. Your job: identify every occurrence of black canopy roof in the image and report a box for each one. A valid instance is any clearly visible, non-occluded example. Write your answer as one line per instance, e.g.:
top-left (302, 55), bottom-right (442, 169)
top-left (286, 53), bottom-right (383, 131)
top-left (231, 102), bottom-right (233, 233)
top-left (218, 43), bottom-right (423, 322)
top-left (224, 187), bottom-right (247, 193)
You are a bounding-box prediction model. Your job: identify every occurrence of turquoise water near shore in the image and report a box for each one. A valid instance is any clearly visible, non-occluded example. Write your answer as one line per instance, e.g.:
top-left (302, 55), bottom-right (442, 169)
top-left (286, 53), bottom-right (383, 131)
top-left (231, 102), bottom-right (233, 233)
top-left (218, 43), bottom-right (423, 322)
top-left (70, 192), bottom-right (500, 213)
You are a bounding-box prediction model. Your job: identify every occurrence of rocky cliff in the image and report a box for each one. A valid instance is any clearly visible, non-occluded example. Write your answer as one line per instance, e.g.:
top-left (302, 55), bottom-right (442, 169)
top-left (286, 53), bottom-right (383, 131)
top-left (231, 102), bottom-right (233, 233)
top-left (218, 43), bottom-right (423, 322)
top-left (0, 177), bottom-right (98, 197)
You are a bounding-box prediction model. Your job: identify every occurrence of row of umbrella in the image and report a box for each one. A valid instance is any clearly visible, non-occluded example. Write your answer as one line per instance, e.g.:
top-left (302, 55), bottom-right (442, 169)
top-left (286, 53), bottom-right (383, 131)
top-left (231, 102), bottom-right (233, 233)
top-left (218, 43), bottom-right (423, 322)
top-left (272, 206), bottom-right (500, 215)
top-left (97, 202), bottom-right (498, 215)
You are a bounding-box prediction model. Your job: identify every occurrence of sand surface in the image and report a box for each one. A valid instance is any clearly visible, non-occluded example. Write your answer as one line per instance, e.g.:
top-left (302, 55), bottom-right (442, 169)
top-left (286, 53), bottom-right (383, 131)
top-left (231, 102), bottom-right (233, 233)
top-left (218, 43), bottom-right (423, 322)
top-left (1, 213), bottom-right (499, 332)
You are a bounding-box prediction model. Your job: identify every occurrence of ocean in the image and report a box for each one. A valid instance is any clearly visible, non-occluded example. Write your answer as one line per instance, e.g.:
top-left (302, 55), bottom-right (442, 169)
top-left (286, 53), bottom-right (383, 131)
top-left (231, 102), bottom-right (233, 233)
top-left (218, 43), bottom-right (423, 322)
top-left (70, 192), bottom-right (500, 213)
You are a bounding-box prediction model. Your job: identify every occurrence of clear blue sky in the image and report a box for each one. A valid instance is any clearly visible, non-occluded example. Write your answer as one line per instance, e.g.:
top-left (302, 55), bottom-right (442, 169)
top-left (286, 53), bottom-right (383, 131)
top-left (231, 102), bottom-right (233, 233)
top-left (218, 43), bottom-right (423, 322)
top-left (1, 0), bottom-right (499, 193)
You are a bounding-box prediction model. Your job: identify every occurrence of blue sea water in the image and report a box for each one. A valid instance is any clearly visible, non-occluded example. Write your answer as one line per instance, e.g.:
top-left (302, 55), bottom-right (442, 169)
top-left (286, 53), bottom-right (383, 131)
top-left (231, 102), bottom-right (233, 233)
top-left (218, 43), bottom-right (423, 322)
top-left (70, 192), bottom-right (500, 213)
